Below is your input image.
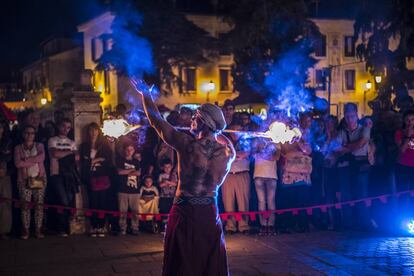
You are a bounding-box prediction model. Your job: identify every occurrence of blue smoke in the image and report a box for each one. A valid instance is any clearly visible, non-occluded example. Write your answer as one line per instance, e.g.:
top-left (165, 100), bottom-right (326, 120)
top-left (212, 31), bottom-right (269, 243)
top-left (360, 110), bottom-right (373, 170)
top-left (99, 2), bottom-right (154, 78)
top-left (264, 42), bottom-right (315, 119)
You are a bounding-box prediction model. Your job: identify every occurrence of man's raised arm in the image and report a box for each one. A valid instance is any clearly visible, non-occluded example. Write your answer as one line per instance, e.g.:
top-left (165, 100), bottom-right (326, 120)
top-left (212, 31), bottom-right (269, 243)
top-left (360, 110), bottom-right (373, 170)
top-left (131, 79), bottom-right (188, 150)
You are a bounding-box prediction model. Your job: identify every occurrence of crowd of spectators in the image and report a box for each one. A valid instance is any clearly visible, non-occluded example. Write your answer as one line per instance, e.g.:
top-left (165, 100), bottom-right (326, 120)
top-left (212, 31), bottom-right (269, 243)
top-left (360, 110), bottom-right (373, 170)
top-left (0, 99), bottom-right (413, 240)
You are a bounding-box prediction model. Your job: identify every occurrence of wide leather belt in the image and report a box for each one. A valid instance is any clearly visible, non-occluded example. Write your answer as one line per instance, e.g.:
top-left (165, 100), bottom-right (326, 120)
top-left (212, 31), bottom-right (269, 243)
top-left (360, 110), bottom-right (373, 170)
top-left (173, 196), bottom-right (216, 205)
top-left (229, 171), bottom-right (249, 175)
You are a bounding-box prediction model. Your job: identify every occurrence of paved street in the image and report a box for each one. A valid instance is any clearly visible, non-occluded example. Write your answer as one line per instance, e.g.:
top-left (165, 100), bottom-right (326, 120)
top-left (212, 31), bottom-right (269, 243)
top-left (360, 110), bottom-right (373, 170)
top-left (1, 231), bottom-right (413, 275)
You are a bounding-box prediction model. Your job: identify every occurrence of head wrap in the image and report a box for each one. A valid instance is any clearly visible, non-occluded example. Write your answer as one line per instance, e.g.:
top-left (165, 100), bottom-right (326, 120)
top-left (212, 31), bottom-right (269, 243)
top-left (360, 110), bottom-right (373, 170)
top-left (197, 103), bottom-right (227, 132)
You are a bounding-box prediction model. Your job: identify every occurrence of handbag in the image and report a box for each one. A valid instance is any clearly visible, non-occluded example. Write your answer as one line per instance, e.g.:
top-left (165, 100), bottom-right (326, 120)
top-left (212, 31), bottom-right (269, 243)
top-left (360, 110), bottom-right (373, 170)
top-left (24, 164), bottom-right (44, 190)
top-left (27, 176), bottom-right (45, 190)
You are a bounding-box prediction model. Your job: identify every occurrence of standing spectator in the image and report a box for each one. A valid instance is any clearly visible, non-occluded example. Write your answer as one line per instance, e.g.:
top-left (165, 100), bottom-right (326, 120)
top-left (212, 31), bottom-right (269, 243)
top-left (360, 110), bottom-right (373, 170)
top-left (138, 175), bottom-right (159, 226)
top-left (0, 120), bottom-right (12, 240)
top-left (115, 104), bottom-right (128, 119)
top-left (222, 123), bottom-right (251, 234)
top-left (11, 110), bottom-right (48, 145)
top-left (14, 125), bottom-right (46, 239)
top-left (154, 112), bottom-right (178, 172)
top-left (333, 103), bottom-right (372, 229)
top-left (252, 137), bottom-right (281, 235)
top-left (178, 107), bottom-right (192, 128)
top-left (222, 100), bottom-right (235, 126)
top-left (117, 143), bottom-right (141, 235)
top-left (239, 112), bottom-right (252, 131)
top-left (279, 114), bottom-right (313, 233)
top-left (395, 110), bottom-right (414, 214)
top-left (80, 123), bottom-right (113, 238)
top-left (158, 159), bottom-right (178, 231)
top-left (48, 118), bottom-right (80, 237)
top-left (44, 121), bottom-right (57, 140)
top-left (321, 115), bottom-right (340, 230)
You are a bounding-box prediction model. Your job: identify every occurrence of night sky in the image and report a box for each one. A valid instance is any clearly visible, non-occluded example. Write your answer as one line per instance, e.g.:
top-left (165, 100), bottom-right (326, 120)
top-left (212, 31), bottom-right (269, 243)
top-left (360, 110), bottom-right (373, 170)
top-left (0, 0), bottom-right (360, 82)
top-left (0, 0), bottom-right (106, 82)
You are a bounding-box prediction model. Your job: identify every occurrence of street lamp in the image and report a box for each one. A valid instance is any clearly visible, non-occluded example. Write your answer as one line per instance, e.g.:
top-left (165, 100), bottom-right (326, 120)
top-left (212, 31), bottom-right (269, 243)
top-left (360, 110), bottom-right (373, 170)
top-left (375, 75), bottom-right (382, 84)
top-left (40, 97), bottom-right (47, 105)
top-left (364, 80), bottom-right (372, 115)
top-left (202, 80), bottom-right (215, 102)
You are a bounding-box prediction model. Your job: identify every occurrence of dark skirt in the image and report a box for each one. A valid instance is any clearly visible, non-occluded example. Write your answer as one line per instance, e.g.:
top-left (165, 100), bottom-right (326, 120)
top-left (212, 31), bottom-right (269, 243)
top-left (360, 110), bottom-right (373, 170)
top-left (162, 202), bottom-right (228, 276)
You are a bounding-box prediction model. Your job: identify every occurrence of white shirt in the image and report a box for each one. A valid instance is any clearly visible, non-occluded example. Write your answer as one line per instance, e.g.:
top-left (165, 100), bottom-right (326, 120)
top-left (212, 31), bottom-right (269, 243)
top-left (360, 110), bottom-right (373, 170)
top-left (254, 157), bottom-right (277, 179)
top-left (48, 136), bottom-right (77, 176)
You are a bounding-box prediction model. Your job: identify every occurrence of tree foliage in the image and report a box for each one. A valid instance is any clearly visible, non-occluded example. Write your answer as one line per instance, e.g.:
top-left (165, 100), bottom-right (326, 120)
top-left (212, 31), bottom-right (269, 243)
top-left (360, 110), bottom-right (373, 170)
top-left (99, 0), bottom-right (217, 94)
top-left (218, 0), bottom-right (320, 105)
top-left (354, 0), bottom-right (414, 113)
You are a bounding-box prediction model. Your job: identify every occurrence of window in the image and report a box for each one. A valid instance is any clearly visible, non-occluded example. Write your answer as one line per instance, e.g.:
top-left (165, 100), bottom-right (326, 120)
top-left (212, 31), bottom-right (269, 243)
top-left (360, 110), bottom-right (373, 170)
top-left (314, 35), bottom-right (326, 57)
top-left (344, 36), bottom-right (355, 57)
top-left (345, 70), bottom-right (356, 90)
top-left (185, 68), bottom-right (196, 91)
top-left (219, 69), bottom-right (230, 91)
top-left (315, 70), bottom-right (326, 90)
top-left (91, 37), bottom-right (102, 62)
top-left (102, 35), bottom-right (113, 53)
top-left (104, 70), bottom-right (111, 94)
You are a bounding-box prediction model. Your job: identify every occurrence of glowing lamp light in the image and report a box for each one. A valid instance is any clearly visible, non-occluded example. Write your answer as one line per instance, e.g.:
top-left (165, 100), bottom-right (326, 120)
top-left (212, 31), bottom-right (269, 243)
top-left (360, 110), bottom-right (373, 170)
top-left (407, 220), bottom-right (414, 235)
top-left (201, 81), bottom-right (215, 93)
top-left (40, 98), bottom-right (47, 105)
top-left (375, 75), bottom-right (382, 84)
top-left (365, 80), bottom-right (372, 90)
top-left (264, 121), bottom-right (302, 144)
top-left (207, 80), bottom-right (215, 91)
top-left (101, 119), bottom-right (140, 139)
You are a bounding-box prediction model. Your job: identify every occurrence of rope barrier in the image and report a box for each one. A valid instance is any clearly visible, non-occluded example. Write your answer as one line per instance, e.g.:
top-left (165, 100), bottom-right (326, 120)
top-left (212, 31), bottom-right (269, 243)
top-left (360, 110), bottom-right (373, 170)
top-left (1, 189), bottom-right (413, 222)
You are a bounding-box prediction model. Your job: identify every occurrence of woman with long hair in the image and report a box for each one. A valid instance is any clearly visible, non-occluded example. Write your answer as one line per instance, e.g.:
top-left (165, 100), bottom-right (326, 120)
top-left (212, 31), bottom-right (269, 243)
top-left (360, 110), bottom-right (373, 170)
top-left (80, 122), bottom-right (113, 237)
top-left (0, 120), bottom-right (12, 239)
top-left (14, 125), bottom-right (46, 239)
top-left (395, 110), bottom-right (414, 216)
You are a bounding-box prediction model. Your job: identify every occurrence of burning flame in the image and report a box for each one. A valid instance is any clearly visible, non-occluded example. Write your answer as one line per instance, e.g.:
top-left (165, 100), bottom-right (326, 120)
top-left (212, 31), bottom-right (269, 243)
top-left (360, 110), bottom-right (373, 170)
top-left (101, 118), bottom-right (301, 144)
top-left (264, 121), bottom-right (302, 144)
top-left (101, 119), bottom-right (140, 139)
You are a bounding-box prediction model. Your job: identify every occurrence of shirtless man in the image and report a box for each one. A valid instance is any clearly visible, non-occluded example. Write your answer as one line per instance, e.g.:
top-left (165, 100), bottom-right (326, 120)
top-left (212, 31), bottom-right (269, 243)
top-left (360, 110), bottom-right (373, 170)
top-left (131, 79), bottom-right (235, 276)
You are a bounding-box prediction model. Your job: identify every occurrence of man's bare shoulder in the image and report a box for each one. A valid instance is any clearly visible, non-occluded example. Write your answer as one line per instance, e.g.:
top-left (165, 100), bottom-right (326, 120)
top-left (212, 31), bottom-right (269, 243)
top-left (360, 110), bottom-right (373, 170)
top-left (216, 134), bottom-right (236, 160)
top-left (169, 129), bottom-right (195, 151)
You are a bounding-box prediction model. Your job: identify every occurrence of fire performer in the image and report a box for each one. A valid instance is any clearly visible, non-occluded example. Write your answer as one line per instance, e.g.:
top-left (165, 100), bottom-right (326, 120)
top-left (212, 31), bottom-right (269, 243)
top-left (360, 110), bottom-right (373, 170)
top-left (131, 79), bottom-right (235, 276)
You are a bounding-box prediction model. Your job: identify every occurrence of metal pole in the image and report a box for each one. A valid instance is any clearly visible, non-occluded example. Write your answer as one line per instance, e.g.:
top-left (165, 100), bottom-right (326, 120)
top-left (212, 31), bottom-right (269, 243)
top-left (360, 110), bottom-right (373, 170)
top-left (327, 67), bottom-right (332, 115)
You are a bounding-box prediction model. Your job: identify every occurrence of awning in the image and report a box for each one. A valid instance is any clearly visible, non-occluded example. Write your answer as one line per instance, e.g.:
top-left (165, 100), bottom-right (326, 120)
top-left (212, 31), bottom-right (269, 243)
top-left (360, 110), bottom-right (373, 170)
top-left (0, 102), bottom-right (17, 121)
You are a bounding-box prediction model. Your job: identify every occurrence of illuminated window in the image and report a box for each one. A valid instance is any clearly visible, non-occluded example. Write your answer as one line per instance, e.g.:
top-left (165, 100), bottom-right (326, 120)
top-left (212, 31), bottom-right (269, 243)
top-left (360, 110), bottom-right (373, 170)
top-left (315, 70), bottom-right (326, 90)
top-left (104, 70), bottom-right (111, 94)
top-left (314, 34), bottom-right (326, 57)
top-left (185, 68), bottom-right (196, 91)
top-left (345, 70), bottom-right (356, 90)
top-left (344, 36), bottom-right (355, 57)
top-left (219, 69), bottom-right (230, 91)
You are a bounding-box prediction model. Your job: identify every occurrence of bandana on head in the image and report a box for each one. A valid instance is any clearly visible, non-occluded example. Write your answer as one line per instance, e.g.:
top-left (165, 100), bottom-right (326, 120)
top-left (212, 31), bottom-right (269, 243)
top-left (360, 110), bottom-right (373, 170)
top-left (197, 103), bottom-right (227, 132)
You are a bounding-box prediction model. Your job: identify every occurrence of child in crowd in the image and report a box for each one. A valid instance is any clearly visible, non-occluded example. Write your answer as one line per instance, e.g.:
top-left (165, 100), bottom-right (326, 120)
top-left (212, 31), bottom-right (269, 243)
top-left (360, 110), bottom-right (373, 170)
top-left (116, 143), bottom-right (141, 235)
top-left (158, 159), bottom-right (178, 232)
top-left (138, 176), bottom-right (159, 223)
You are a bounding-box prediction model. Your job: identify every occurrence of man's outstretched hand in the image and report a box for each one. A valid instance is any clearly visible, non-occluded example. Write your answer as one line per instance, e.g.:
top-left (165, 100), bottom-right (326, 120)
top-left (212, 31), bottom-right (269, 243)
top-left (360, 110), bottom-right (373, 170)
top-left (130, 77), bottom-right (153, 96)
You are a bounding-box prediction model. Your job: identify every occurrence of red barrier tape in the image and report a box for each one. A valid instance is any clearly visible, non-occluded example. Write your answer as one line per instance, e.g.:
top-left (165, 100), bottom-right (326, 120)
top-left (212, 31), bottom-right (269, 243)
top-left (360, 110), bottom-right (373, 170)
top-left (0, 190), bottom-right (413, 222)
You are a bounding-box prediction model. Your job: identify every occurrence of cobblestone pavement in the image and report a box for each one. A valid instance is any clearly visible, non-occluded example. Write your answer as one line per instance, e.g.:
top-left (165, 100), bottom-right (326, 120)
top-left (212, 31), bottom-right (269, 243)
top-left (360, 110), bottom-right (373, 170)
top-left (0, 231), bottom-right (413, 275)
